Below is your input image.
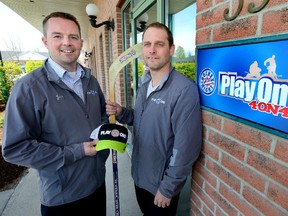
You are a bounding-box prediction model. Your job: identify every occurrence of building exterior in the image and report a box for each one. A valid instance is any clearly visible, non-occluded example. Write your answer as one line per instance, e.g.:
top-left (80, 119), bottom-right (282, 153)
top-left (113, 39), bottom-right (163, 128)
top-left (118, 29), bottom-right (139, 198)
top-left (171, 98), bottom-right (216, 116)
top-left (0, 0), bottom-right (286, 215)
top-left (195, 1), bottom-right (288, 215)
top-left (85, 1), bottom-right (288, 215)
top-left (2, 51), bottom-right (49, 61)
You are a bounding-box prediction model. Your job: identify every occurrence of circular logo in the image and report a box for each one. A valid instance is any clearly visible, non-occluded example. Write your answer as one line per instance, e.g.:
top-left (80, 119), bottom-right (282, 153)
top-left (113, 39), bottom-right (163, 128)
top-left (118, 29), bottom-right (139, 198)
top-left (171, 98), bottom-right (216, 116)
top-left (111, 129), bottom-right (120, 137)
top-left (199, 68), bottom-right (216, 96)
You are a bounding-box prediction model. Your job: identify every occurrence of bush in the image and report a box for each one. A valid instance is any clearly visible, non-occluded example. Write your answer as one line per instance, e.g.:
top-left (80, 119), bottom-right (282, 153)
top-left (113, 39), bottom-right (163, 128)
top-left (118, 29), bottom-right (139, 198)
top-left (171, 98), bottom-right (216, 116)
top-left (0, 61), bottom-right (35, 107)
top-left (1, 61), bottom-right (22, 76)
top-left (1, 61), bottom-right (23, 85)
top-left (0, 61), bottom-right (22, 105)
top-left (136, 62), bottom-right (196, 84)
top-left (138, 61), bottom-right (144, 79)
top-left (25, 61), bottom-right (44, 73)
top-left (0, 111), bottom-right (4, 128)
top-left (173, 62), bottom-right (196, 80)
top-left (0, 67), bottom-right (9, 104)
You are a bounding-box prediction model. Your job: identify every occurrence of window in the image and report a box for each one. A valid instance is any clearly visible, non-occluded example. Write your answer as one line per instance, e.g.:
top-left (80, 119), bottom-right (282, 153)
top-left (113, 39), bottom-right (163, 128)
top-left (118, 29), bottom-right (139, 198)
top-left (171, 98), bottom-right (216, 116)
top-left (171, 2), bottom-right (196, 59)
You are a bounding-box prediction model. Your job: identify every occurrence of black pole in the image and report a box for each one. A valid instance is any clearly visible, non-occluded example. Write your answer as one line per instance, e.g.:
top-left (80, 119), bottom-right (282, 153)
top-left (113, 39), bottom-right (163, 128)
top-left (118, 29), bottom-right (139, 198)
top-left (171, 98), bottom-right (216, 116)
top-left (0, 50), bottom-right (3, 66)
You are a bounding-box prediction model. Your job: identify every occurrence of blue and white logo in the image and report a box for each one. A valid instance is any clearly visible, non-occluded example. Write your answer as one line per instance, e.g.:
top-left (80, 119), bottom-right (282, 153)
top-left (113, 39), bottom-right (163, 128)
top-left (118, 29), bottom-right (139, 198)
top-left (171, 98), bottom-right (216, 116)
top-left (151, 98), bottom-right (165, 105)
top-left (199, 68), bottom-right (216, 96)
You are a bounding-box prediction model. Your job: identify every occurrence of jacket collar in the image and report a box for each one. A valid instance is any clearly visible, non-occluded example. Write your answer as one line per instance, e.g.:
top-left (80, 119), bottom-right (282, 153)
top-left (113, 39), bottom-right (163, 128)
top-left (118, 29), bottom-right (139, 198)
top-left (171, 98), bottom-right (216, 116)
top-left (43, 58), bottom-right (91, 82)
top-left (142, 65), bottom-right (174, 90)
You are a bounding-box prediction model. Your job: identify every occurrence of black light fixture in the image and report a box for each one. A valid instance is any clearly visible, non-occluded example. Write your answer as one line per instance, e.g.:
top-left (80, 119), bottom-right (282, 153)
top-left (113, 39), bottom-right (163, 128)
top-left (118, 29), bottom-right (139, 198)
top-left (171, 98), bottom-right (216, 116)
top-left (137, 13), bottom-right (149, 32)
top-left (0, 50), bottom-right (3, 67)
top-left (86, 3), bottom-right (115, 31)
top-left (85, 51), bottom-right (92, 58)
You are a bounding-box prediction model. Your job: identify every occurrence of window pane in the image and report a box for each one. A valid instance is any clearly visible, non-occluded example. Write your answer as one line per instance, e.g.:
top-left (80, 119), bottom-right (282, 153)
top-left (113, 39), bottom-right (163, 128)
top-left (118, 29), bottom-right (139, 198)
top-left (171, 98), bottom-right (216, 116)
top-left (171, 3), bottom-right (196, 57)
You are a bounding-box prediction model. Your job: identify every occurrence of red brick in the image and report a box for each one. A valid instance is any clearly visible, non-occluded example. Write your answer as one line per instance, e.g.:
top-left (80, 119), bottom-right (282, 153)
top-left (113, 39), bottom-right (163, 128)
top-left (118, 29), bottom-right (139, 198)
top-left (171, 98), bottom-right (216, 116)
top-left (192, 179), bottom-right (202, 194)
top-left (208, 130), bottom-right (246, 161)
top-left (243, 185), bottom-right (287, 215)
top-left (222, 153), bottom-right (266, 192)
top-left (215, 0), bottom-right (226, 4)
top-left (199, 189), bottom-right (215, 213)
top-left (266, 0), bottom-right (288, 8)
top-left (219, 182), bottom-right (261, 216)
top-left (207, 158), bottom-right (241, 192)
top-left (197, 3), bottom-right (229, 29)
top-left (192, 177), bottom-right (216, 212)
top-left (262, 7), bottom-right (288, 34)
top-left (206, 183), bottom-right (238, 216)
top-left (223, 119), bottom-right (272, 152)
top-left (202, 110), bottom-right (222, 131)
top-left (195, 164), bottom-right (218, 189)
top-left (247, 150), bottom-right (288, 187)
top-left (203, 204), bottom-right (214, 216)
top-left (274, 139), bottom-right (288, 163)
top-left (215, 206), bottom-right (227, 216)
top-left (196, 27), bottom-right (212, 44)
top-left (190, 200), bottom-right (203, 216)
top-left (191, 189), bottom-right (202, 210)
top-left (196, 0), bottom-right (213, 13)
top-left (213, 16), bottom-right (258, 42)
top-left (202, 141), bottom-right (219, 161)
top-left (267, 182), bottom-right (288, 210)
top-left (192, 171), bottom-right (205, 188)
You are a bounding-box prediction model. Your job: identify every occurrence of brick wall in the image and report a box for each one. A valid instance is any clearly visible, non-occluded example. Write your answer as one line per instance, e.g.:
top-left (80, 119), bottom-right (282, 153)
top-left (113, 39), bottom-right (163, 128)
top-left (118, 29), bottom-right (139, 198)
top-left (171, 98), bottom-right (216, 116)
top-left (192, 1), bottom-right (288, 215)
top-left (87, 0), bottom-right (126, 105)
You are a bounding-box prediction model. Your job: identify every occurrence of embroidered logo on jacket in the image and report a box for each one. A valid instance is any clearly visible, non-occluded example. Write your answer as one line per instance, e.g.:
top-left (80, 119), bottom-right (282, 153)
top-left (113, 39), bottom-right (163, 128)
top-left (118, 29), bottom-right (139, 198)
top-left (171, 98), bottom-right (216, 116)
top-left (56, 94), bottom-right (64, 100)
top-left (87, 90), bottom-right (98, 95)
top-left (151, 98), bottom-right (165, 105)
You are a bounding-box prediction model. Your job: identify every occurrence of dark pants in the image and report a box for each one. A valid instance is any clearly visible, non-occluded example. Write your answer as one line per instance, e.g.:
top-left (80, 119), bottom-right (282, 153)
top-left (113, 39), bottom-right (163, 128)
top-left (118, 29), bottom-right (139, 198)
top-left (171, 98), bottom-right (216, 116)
top-left (135, 185), bottom-right (180, 216)
top-left (41, 183), bottom-right (106, 216)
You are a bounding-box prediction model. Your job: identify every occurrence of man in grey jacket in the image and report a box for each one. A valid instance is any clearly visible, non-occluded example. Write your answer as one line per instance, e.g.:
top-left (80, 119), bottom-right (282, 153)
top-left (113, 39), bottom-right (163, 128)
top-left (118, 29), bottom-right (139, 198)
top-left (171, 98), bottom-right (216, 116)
top-left (106, 22), bottom-right (202, 216)
top-left (2, 12), bottom-right (108, 216)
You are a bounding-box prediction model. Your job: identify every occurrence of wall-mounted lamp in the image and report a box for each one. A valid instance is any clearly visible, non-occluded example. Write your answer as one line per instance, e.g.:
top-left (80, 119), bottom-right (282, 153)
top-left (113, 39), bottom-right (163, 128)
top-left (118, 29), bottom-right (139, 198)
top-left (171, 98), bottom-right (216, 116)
top-left (86, 3), bottom-right (115, 31)
top-left (137, 13), bottom-right (149, 32)
top-left (85, 51), bottom-right (92, 58)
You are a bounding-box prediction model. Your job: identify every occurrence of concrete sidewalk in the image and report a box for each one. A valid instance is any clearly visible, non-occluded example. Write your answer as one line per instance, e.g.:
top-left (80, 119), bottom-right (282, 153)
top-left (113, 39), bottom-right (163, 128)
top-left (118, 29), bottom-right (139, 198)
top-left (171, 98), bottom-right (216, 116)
top-left (0, 151), bottom-right (190, 216)
top-left (0, 152), bottom-right (142, 216)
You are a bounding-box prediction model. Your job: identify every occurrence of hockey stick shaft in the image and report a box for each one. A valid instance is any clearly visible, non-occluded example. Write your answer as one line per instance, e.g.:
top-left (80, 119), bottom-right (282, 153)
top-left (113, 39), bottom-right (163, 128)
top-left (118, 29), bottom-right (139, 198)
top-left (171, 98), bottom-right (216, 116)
top-left (109, 43), bottom-right (142, 216)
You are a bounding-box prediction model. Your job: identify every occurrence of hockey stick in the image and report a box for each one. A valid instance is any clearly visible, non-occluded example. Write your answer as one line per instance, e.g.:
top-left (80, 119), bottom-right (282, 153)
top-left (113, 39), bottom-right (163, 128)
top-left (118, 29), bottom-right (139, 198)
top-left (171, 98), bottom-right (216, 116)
top-left (108, 43), bottom-right (142, 216)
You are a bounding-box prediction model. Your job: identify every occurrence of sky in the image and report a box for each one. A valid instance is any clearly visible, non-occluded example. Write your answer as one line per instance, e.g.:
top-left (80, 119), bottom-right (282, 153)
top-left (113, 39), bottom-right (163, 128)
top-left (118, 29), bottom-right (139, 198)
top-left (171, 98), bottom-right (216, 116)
top-left (173, 3), bottom-right (196, 55)
top-left (0, 2), bottom-right (46, 52)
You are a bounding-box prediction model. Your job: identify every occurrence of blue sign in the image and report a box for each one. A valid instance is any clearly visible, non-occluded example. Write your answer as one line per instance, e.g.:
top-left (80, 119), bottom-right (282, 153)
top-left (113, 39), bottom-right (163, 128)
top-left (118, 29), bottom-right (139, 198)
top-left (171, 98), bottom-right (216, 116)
top-left (197, 38), bottom-right (288, 134)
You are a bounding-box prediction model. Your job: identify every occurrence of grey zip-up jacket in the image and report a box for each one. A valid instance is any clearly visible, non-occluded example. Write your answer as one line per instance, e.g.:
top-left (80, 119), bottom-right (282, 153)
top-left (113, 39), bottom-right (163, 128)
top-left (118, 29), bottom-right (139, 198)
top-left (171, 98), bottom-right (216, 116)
top-left (2, 60), bottom-right (109, 206)
top-left (117, 67), bottom-right (202, 198)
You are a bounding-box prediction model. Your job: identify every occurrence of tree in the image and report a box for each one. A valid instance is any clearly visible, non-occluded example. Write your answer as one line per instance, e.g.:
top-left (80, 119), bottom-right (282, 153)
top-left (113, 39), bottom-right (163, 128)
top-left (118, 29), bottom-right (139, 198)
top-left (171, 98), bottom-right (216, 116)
top-left (3, 35), bottom-right (24, 61)
top-left (186, 51), bottom-right (192, 57)
top-left (174, 46), bottom-right (186, 59)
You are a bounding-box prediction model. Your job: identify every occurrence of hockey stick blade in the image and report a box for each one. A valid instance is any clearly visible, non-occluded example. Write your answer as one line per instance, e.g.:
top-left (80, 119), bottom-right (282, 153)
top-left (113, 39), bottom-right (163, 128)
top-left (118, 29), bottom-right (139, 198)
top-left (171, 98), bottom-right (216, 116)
top-left (109, 43), bottom-right (142, 122)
